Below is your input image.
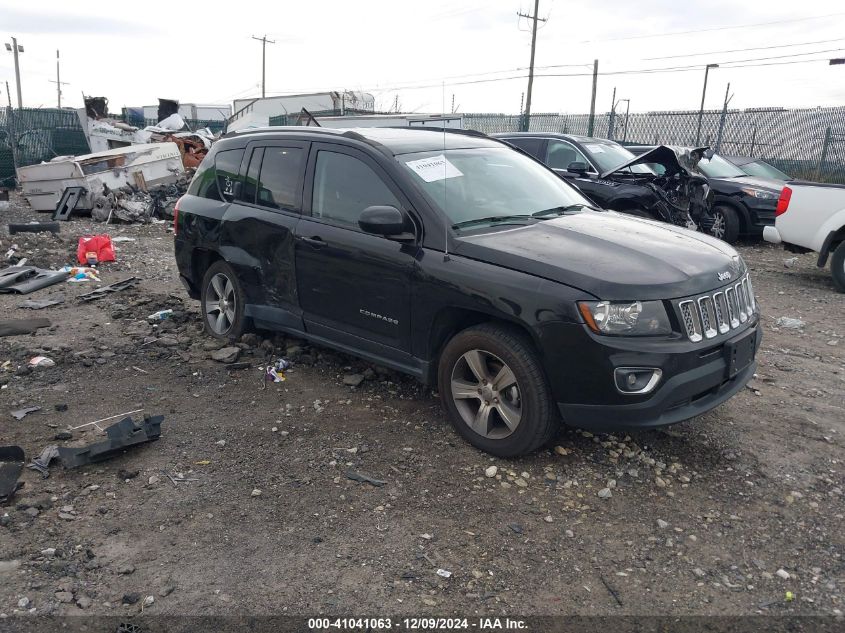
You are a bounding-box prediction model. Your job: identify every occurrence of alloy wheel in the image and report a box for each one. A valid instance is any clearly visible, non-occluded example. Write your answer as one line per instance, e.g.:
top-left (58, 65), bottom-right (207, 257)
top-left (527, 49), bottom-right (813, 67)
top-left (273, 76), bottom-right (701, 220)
top-left (450, 349), bottom-right (522, 439)
top-left (710, 212), bottom-right (726, 240)
top-left (205, 273), bottom-right (236, 335)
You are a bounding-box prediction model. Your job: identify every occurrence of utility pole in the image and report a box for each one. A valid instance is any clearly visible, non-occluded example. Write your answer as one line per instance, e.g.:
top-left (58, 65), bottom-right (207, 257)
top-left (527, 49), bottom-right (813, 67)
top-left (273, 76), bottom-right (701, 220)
top-left (620, 98), bottom-right (631, 143)
top-left (251, 35), bottom-right (275, 98)
top-left (5, 80), bottom-right (19, 172)
top-left (608, 86), bottom-right (616, 140)
top-left (587, 59), bottom-right (598, 137)
top-left (518, 0), bottom-right (546, 132)
top-left (48, 50), bottom-right (70, 108)
top-left (4, 37), bottom-right (24, 108)
top-left (695, 63), bottom-right (719, 145)
top-left (714, 83), bottom-right (732, 153)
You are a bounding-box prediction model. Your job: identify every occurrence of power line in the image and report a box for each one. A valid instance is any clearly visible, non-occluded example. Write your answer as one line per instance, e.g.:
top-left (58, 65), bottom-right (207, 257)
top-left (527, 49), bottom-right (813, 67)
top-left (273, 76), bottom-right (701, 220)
top-left (580, 11), bottom-right (845, 43)
top-left (643, 37), bottom-right (845, 61)
top-left (358, 55), bottom-right (839, 92)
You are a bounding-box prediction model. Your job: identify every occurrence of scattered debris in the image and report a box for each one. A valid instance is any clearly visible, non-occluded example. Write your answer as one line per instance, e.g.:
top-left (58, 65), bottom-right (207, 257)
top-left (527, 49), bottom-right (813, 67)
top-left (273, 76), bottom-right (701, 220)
top-left (346, 470), bottom-right (386, 487)
top-left (19, 298), bottom-right (64, 310)
top-left (211, 347), bottom-right (240, 363)
top-left (251, 488), bottom-right (262, 497)
top-left (0, 446), bottom-right (25, 503)
top-left (775, 317), bottom-right (806, 330)
top-left (0, 267), bottom-right (69, 295)
top-left (776, 568), bottom-right (791, 580)
top-left (77, 234), bottom-right (116, 265)
top-left (8, 222), bottom-right (61, 235)
top-left (29, 356), bottom-right (55, 368)
top-left (485, 465), bottom-right (498, 478)
top-left (28, 445), bottom-right (60, 477)
top-left (57, 415), bottom-right (164, 469)
top-left (78, 277), bottom-right (139, 302)
top-left (783, 257), bottom-right (798, 268)
top-left (436, 569), bottom-right (452, 578)
top-left (11, 406), bottom-right (41, 420)
top-left (600, 574), bottom-right (624, 607)
top-left (263, 358), bottom-right (291, 387)
top-left (148, 309), bottom-right (173, 321)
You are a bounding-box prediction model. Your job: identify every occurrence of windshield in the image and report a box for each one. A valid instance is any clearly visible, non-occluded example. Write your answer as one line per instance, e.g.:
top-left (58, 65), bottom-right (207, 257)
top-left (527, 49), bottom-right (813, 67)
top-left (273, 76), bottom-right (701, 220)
top-left (582, 142), bottom-right (654, 174)
top-left (697, 154), bottom-right (746, 179)
top-left (738, 159), bottom-right (791, 181)
top-left (398, 147), bottom-right (597, 228)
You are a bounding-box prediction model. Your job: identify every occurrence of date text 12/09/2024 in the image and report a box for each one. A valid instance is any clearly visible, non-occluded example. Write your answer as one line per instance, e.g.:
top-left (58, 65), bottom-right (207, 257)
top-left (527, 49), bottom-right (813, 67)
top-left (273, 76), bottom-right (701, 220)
top-left (307, 617), bottom-right (528, 630)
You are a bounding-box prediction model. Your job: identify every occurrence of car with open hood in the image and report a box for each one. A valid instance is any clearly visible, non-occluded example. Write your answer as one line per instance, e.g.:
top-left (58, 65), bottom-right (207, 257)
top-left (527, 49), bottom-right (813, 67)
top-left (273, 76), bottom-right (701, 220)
top-left (626, 145), bottom-right (782, 243)
top-left (174, 127), bottom-right (760, 457)
top-left (492, 133), bottom-right (713, 231)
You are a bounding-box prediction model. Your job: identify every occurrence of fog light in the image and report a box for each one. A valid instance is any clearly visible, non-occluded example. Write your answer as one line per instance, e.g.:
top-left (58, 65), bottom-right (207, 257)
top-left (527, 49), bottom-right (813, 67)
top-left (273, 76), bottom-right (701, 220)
top-left (614, 367), bottom-right (662, 395)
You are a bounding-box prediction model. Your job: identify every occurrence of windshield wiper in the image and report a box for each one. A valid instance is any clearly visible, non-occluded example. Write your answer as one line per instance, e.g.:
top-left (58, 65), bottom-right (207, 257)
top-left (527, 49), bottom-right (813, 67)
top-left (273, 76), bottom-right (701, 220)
top-left (531, 204), bottom-right (598, 217)
top-left (452, 215), bottom-right (534, 229)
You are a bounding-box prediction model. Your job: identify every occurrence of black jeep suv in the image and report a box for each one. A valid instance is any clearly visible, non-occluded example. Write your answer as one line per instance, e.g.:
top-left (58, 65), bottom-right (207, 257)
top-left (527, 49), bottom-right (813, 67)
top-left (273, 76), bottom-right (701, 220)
top-left (174, 127), bottom-right (760, 457)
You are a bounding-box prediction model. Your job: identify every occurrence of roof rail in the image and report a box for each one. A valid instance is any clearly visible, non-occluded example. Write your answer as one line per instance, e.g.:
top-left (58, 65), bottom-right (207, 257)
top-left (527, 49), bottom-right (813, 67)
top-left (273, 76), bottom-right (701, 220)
top-left (385, 126), bottom-right (490, 139)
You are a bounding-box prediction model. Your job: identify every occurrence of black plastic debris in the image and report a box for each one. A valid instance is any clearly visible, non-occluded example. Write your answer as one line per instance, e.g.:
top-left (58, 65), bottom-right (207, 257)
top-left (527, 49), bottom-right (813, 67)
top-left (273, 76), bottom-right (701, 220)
top-left (57, 415), bottom-right (163, 469)
top-left (346, 470), bottom-right (386, 487)
top-left (0, 266), bottom-right (69, 295)
top-left (53, 186), bottom-right (86, 221)
top-left (77, 277), bottom-right (139, 302)
top-left (19, 297), bottom-right (64, 309)
top-left (0, 446), bottom-right (25, 503)
top-left (8, 222), bottom-right (61, 235)
top-left (0, 318), bottom-right (50, 337)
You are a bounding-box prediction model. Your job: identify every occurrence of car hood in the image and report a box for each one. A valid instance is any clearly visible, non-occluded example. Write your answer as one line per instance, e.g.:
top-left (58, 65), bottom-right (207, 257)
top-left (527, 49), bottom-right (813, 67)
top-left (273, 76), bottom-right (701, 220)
top-left (730, 175), bottom-right (784, 192)
top-left (600, 145), bottom-right (709, 179)
top-left (453, 211), bottom-right (744, 301)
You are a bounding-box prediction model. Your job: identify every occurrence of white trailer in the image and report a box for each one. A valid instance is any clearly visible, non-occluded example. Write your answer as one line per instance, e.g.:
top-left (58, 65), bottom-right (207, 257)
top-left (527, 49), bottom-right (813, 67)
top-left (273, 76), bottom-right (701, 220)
top-left (310, 114), bottom-right (463, 129)
top-left (16, 143), bottom-right (184, 212)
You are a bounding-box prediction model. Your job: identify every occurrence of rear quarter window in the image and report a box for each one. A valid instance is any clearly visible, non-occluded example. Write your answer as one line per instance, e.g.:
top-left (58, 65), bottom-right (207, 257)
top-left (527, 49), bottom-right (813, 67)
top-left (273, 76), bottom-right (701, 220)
top-left (187, 148), bottom-right (245, 201)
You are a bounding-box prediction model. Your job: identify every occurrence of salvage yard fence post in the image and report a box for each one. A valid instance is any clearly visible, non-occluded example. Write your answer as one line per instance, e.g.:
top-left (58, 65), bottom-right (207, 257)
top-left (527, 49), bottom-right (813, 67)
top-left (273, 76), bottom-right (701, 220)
top-left (815, 127), bottom-right (832, 181)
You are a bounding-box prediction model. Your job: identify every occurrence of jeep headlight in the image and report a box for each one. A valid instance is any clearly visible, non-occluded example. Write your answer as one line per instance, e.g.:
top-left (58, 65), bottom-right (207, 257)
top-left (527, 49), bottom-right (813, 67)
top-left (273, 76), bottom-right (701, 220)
top-left (578, 300), bottom-right (672, 336)
top-left (740, 187), bottom-right (778, 200)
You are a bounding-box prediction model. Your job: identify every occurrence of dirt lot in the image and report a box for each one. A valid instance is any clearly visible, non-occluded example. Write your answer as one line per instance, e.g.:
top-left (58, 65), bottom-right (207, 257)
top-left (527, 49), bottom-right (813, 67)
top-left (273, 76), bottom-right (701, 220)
top-left (0, 197), bottom-right (843, 620)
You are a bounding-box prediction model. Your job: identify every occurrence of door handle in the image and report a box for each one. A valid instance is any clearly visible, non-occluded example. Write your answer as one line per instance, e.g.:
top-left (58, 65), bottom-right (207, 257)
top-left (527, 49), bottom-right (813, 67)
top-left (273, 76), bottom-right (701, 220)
top-left (301, 236), bottom-right (326, 249)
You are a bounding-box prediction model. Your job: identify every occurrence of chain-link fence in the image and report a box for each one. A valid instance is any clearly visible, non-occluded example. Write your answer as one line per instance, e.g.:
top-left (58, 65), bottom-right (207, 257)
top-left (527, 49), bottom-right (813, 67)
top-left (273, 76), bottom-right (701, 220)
top-left (4, 104), bottom-right (845, 188)
top-left (1, 108), bottom-right (227, 187)
top-left (464, 106), bottom-right (845, 183)
top-left (0, 107), bottom-right (89, 187)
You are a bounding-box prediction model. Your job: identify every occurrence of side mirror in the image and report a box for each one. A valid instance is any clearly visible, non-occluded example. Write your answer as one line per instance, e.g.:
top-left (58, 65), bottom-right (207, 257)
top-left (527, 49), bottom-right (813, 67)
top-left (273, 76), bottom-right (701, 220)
top-left (359, 206), bottom-right (415, 241)
top-left (567, 162), bottom-right (589, 176)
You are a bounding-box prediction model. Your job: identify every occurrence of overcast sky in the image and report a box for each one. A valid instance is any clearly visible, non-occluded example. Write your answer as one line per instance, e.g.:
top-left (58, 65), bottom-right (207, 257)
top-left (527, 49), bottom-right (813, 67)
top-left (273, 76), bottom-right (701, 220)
top-left (1, 0), bottom-right (844, 116)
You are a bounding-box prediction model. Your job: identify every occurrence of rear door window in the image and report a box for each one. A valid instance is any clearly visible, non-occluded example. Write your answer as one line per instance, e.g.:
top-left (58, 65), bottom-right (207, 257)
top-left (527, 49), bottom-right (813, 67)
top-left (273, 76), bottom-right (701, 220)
top-left (255, 147), bottom-right (305, 212)
top-left (504, 137), bottom-right (544, 159)
top-left (214, 149), bottom-right (244, 201)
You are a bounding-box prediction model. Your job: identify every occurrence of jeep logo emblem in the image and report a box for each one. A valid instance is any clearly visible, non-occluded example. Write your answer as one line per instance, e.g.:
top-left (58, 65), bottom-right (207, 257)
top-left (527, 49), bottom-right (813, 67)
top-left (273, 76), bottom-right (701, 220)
top-left (717, 271), bottom-right (732, 281)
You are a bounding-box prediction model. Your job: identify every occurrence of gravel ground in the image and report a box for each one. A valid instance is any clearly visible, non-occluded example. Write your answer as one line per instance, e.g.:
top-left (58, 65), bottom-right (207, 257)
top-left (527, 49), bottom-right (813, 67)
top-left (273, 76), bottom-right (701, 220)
top-left (0, 198), bottom-right (843, 620)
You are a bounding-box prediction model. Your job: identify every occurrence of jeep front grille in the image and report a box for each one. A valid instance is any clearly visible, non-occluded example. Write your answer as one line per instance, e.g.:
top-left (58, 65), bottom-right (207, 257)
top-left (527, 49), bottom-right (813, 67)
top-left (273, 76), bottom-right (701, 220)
top-left (676, 275), bottom-right (756, 342)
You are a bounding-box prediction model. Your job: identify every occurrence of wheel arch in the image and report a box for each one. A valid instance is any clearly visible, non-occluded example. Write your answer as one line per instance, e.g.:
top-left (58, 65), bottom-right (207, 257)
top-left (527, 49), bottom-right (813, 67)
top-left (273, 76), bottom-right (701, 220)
top-left (424, 307), bottom-right (542, 385)
top-left (711, 197), bottom-right (750, 233)
top-left (817, 225), bottom-right (845, 267)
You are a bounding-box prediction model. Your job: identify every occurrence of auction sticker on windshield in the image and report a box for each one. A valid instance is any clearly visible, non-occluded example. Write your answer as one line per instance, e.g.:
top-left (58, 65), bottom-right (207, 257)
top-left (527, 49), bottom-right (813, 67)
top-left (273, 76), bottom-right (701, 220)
top-left (405, 154), bottom-right (464, 182)
top-left (584, 144), bottom-right (605, 153)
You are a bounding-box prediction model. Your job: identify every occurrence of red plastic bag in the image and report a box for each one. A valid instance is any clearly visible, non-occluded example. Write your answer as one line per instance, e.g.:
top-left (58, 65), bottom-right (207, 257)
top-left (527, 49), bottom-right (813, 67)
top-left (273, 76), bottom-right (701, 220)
top-left (77, 235), bottom-right (116, 265)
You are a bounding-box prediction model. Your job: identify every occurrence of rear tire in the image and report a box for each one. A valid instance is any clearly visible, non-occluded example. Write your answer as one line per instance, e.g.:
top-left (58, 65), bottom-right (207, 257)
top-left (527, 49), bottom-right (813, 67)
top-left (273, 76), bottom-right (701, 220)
top-left (437, 323), bottom-right (558, 457)
top-left (200, 260), bottom-right (247, 340)
top-left (831, 241), bottom-right (845, 293)
top-left (708, 205), bottom-right (740, 243)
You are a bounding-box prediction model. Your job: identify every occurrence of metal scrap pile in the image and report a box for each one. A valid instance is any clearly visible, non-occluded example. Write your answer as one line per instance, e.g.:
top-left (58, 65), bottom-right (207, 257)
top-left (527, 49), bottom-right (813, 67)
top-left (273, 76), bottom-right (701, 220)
top-left (91, 177), bottom-right (189, 224)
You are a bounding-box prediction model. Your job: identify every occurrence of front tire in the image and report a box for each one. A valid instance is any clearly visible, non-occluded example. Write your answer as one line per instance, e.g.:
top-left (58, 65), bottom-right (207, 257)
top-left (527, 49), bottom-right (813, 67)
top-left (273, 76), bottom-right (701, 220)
top-left (201, 260), bottom-right (247, 340)
top-left (437, 323), bottom-right (557, 457)
top-left (831, 241), bottom-right (845, 293)
top-left (708, 205), bottom-right (740, 243)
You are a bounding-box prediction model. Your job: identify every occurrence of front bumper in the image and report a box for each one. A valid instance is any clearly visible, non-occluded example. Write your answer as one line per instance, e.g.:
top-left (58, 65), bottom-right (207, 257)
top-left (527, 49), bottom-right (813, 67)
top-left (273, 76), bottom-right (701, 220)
top-left (546, 319), bottom-right (761, 432)
top-left (763, 225), bottom-right (781, 244)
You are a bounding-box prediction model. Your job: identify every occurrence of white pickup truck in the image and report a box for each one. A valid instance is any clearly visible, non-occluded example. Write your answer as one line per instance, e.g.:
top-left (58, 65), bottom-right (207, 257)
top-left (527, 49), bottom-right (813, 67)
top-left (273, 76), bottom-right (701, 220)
top-left (763, 181), bottom-right (845, 292)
